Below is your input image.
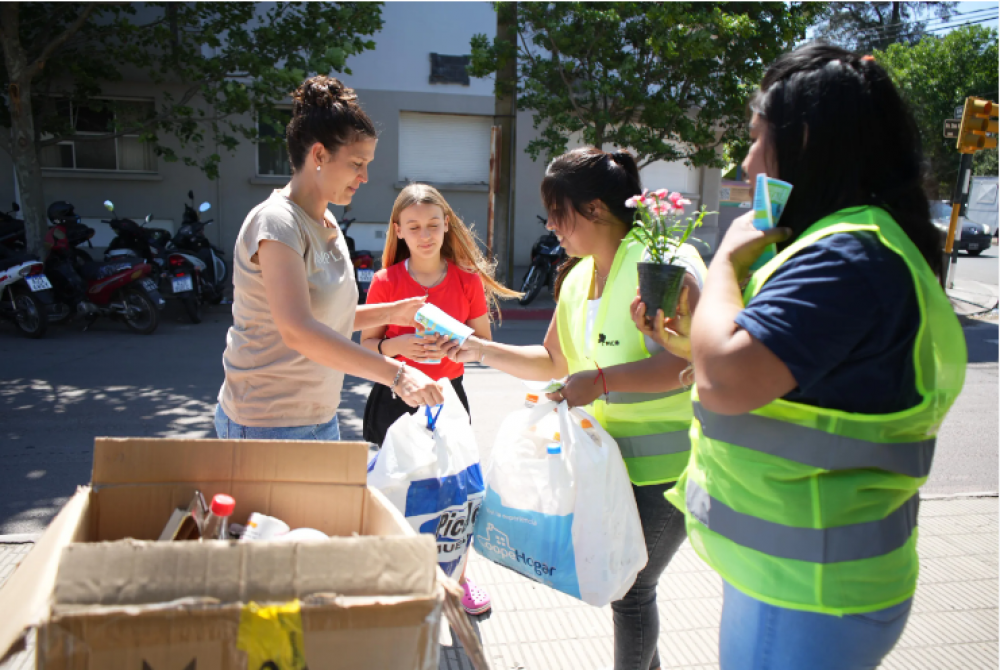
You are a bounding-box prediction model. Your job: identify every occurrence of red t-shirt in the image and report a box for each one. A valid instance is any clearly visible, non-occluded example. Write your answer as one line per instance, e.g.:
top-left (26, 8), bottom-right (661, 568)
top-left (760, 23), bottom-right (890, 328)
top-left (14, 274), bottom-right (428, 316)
top-left (366, 261), bottom-right (488, 380)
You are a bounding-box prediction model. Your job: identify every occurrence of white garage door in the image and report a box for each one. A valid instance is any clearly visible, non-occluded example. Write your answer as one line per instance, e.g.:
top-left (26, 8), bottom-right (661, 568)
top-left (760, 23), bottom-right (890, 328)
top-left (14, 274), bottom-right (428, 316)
top-left (398, 112), bottom-right (492, 183)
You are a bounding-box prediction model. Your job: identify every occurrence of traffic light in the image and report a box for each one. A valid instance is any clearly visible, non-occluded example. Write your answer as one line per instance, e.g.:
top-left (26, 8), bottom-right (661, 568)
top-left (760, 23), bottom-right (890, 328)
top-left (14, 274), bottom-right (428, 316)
top-left (957, 97), bottom-right (999, 153)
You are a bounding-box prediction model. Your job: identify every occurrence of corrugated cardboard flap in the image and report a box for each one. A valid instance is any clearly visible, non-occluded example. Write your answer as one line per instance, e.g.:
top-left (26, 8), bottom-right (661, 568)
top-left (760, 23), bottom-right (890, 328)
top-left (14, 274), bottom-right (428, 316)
top-left (0, 487), bottom-right (90, 663)
top-left (53, 536), bottom-right (438, 609)
top-left (92, 438), bottom-right (369, 486)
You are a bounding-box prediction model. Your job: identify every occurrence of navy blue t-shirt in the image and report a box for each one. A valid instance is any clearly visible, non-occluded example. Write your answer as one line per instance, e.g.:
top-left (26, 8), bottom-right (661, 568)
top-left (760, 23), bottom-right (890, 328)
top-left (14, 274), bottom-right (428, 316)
top-left (735, 231), bottom-right (922, 414)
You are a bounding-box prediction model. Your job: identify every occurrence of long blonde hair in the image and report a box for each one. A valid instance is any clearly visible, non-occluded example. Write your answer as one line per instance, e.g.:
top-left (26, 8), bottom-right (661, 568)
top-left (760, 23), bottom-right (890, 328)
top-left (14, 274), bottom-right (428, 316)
top-left (382, 183), bottom-right (520, 319)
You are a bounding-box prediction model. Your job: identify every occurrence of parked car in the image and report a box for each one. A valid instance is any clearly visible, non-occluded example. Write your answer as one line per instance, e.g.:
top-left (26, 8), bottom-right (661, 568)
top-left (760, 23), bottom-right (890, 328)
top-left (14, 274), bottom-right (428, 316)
top-left (930, 199), bottom-right (992, 256)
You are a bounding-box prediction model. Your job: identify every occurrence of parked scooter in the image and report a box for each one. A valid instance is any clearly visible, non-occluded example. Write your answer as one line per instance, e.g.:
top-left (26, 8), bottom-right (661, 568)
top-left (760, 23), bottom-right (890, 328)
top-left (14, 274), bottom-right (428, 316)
top-left (44, 216), bottom-right (164, 334)
top-left (102, 200), bottom-right (203, 323)
top-left (340, 208), bottom-right (374, 303)
top-left (0, 249), bottom-right (54, 338)
top-left (171, 191), bottom-right (229, 305)
top-left (518, 216), bottom-right (565, 306)
top-left (0, 201), bottom-right (96, 264)
top-left (0, 203), bottom-right (25, 255)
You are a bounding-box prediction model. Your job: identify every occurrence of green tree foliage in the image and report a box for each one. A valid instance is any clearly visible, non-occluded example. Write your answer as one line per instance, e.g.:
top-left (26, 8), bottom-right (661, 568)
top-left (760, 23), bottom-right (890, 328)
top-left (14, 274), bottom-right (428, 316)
top-left (810, 2), bottom-right (955, 52)
top-left (470, 2), bottom-right (812, 169)
top-left (0, 2), bottom-right (382, 255)
top-left (875, 25), bottom-right (999, 198)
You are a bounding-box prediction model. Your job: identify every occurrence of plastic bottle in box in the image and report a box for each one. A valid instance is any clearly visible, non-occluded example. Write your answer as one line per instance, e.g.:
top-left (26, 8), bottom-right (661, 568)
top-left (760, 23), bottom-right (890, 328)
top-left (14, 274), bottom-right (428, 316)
top-left (201, 494), bottom-right (235, 541)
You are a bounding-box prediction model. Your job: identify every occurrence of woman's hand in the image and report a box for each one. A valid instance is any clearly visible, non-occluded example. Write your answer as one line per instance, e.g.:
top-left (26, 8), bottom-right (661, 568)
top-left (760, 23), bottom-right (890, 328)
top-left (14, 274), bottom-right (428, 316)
top-left (631, 285), bottom-right (694, 362)
top-left (449, 335), bottom-right (486, 364)
top-left (716, 212), bottom-right (792, 281)
top-left (545, 370), bottom-right (602, 408)
top-left (394, 365), bottom-right (445, 408)
top-left (388, 296), bottom-right (427, 328)
top-left (387, 333), bottom-right (440, 361)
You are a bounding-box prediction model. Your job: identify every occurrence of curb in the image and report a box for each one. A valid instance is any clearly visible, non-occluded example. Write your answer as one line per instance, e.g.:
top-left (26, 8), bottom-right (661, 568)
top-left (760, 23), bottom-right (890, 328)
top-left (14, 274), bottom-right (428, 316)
top-left (921, 491), bottom-right (999, 501)
top-left (0, 533), bottom-right (41, 544)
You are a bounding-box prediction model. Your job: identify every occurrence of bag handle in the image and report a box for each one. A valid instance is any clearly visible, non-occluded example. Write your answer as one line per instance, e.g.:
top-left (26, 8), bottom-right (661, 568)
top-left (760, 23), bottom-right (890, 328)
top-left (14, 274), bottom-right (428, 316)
top-left (425, 404), bottom-right (444, 432)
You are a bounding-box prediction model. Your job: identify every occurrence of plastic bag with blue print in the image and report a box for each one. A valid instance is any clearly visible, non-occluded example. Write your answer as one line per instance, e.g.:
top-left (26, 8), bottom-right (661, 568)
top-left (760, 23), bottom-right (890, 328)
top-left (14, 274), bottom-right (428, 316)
top-left (367, 379), bottom-right (484, 578)
top-left (472, 399), bottom-right (647, 606)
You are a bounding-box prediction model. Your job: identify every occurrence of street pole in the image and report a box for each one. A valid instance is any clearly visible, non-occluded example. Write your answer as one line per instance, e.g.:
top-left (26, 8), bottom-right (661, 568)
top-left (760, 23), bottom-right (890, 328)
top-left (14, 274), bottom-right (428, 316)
top-left (942, 152), bottom-right (974, 289)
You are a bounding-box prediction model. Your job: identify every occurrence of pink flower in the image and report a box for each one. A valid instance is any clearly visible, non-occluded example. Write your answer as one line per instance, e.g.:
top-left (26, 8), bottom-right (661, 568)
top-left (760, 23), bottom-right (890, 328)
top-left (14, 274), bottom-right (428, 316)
top-left (656, 202), bottom-right (674, 216)
top-left (625, 195), bottom-right (642, 208)
top-left (668, 192), bottom-right (691, 210)
top-left (654, 189), bottom-right (670, 200)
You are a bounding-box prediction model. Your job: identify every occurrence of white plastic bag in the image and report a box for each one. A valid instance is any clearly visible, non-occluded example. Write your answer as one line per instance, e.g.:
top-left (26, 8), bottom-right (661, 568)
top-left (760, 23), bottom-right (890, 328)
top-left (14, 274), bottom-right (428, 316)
top-left (367, 380), bottom-right (484, 578)
top-left (473, 399), bottom-right (647, 606)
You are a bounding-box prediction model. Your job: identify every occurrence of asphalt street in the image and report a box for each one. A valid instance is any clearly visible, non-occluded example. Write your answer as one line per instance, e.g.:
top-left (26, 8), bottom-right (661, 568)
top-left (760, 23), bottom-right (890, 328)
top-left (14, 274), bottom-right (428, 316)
top-left (0, 251), bottom-right (996, 533)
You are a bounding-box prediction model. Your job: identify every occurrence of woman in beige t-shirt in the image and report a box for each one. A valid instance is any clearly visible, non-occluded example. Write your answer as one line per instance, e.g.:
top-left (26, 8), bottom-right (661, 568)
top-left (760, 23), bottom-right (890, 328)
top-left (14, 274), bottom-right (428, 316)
top-left (216, 76), bottom-right (447, 440)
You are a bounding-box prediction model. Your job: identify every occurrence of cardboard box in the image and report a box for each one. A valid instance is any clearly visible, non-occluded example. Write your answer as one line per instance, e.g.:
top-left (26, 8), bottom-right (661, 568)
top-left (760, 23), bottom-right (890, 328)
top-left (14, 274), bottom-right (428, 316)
top-left (0, 438), bottom-right (485, 669)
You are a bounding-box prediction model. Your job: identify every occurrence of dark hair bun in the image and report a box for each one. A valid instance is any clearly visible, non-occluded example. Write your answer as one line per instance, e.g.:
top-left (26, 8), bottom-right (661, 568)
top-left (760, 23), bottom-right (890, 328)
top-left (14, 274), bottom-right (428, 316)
top-left (608, 150), bottom-right (640, 182)
top-left (293, 76), bottom-right (358, 111)
top-left (285, 75), bottom-right (376, 172)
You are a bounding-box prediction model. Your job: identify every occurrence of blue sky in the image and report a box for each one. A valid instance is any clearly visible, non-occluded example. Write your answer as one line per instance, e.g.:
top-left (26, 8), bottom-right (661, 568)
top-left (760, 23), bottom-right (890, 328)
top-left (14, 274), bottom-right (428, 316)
top-left (943, 2), bottom-right (998, 34)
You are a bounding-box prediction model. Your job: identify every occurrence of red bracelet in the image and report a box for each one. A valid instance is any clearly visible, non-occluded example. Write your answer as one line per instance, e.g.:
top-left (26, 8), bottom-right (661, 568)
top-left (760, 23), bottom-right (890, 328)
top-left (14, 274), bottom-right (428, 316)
top-left (593, 362), bottom-right (609, 396)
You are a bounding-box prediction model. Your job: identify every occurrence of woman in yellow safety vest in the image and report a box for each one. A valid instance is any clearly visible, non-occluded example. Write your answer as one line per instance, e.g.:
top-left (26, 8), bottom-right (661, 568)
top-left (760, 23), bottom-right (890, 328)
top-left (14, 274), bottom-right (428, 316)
top-left (453, 147), bottom-right (707, 670)
top-left (634, 44), bottom-right (967, 670)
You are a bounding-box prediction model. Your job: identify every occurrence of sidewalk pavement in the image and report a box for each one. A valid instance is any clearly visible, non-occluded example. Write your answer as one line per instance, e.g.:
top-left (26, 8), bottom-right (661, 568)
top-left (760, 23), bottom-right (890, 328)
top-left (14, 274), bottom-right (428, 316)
top-left (1, 496), bottom-right (995, 670)
top-left (947, 278), bottom-right (999, 318)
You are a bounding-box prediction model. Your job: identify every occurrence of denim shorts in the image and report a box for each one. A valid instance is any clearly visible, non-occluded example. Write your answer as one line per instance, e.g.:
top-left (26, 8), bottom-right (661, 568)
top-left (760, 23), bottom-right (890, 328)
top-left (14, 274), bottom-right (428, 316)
top-left (214, 404), bottom-right (341, 441)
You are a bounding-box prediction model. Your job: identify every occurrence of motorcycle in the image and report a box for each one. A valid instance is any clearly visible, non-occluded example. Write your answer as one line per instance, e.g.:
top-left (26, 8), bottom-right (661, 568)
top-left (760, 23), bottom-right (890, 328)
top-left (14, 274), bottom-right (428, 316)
top-left (518, 216), bottom-right (565, 306)
top-left (340, 208), bottom-right (374, 303)
top-left (102, 200), bottom-right (204, 323)
top-left (0, 203), bottom-right (25, 255)
top-left (44, 216), bottom-right (164, 335)
top-left (0, 249), bottom-right (55, 338)
top-left (170, 191), bottom-right (230, 306)
top-left (0, 201), bottom-right (96, 265)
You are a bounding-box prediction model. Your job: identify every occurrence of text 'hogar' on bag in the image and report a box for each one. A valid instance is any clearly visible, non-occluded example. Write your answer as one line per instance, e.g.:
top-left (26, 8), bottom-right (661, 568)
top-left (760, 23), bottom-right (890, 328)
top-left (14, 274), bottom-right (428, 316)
top-left (473, 400), bottom-right (646, 607)
top-left (367, 380), bottom-right (484, 578)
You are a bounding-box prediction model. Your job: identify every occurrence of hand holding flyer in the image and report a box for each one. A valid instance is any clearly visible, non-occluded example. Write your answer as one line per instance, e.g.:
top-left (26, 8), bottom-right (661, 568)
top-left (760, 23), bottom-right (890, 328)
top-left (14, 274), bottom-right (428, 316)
top-left (414, 303), bottom-right (474, 364)
top-left (749, 174), bottom-right (794, 272)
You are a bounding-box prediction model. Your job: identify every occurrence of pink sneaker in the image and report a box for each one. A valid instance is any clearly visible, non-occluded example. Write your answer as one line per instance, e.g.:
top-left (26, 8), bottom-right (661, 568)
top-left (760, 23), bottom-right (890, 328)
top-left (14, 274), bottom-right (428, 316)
top-left (461, 578), bottom-right (492, 615)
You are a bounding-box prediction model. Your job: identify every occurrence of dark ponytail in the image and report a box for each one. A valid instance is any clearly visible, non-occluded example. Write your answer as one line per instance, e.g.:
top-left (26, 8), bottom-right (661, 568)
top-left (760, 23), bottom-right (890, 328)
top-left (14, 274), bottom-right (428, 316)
top-left (541, 148), bottom-right (643, 299)
top-left (753, 44), bottom-right (941, 275)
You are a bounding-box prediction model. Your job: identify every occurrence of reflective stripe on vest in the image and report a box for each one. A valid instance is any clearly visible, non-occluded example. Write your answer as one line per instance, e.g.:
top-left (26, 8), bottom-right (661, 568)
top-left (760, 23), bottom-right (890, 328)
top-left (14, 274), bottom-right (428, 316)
top-left (686, 479), bottom-right (920, 563)
top-left (693, 402), bottom-right (936, 478)
top-left (618, 430), bottom-right (691, 459)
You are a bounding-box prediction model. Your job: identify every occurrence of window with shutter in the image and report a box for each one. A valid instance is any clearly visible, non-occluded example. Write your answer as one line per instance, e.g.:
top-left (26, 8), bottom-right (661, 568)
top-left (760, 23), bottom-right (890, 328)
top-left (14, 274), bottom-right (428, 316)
top-left (398, 112), bottom-right (492, 184)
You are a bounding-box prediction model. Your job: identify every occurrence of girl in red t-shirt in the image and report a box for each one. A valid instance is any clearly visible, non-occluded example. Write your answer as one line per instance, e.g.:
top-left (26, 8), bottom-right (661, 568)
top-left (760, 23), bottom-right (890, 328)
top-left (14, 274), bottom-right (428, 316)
top-left (361, 183), bottom-right (518, 615)
top-left (362, 183), bottom-right (517, 441)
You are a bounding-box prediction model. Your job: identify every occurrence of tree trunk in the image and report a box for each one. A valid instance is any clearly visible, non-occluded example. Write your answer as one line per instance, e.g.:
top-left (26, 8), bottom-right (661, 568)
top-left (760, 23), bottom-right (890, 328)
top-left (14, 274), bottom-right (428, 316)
top-left (0, 8), bottom-right (48, 259)
top-left (9, 83), bottom-right (47, 258)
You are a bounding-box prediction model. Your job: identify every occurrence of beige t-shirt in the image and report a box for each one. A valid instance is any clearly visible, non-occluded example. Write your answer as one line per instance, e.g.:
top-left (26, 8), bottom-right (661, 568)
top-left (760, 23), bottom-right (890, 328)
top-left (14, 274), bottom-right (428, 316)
top-left (218, 190), bottom-right (358, 427)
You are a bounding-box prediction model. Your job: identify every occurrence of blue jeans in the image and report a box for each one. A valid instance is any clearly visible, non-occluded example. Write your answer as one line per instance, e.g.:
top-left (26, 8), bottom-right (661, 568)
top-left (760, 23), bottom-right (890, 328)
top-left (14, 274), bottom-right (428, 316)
top-left (720, 581), bottom-right (912, 670)
top-left (214, 404), bottom-right (341, 441)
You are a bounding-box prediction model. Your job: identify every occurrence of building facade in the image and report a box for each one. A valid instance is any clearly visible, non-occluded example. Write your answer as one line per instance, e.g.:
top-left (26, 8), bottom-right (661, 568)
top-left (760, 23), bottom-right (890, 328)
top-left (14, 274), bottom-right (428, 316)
top-left (0, 2), bottom-right (725, 284)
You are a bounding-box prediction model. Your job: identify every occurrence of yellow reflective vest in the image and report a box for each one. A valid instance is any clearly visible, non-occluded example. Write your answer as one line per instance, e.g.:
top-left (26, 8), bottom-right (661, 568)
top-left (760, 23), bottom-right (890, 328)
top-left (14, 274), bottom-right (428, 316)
top-left (667, 206), bottom-right (967, 614)
top-left (557, 233), bottom-right (707, 485)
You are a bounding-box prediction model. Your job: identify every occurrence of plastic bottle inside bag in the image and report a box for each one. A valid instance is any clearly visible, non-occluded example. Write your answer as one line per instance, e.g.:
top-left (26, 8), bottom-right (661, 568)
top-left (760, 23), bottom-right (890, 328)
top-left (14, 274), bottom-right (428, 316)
top-left (580, 418), bottom-right (600, 443)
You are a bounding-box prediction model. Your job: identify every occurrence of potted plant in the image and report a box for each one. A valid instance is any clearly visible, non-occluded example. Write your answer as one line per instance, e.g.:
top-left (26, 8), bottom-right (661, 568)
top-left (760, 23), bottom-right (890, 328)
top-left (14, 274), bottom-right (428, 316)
top-left (627, 189), bottom-right (711, 318)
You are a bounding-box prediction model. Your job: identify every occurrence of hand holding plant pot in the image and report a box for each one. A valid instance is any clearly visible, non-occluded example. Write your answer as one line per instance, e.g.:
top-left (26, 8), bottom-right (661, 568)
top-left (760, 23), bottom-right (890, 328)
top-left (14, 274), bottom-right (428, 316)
top-left (627, 189), bottom-right (712, 318)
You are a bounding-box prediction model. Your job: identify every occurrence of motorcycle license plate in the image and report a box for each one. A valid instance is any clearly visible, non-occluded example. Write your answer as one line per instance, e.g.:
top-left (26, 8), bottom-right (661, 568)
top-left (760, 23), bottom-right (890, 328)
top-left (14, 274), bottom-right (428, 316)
top-left (357, 269), bottom-right (374, 283)
top-left (172, 276), bottom-right (194, 293)
top-left (26, 275), bottom-right (53, 292)
top-left (967, 243), bottom-right (979, 250)
top-left (142, 279), bottom-right (158, 293)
